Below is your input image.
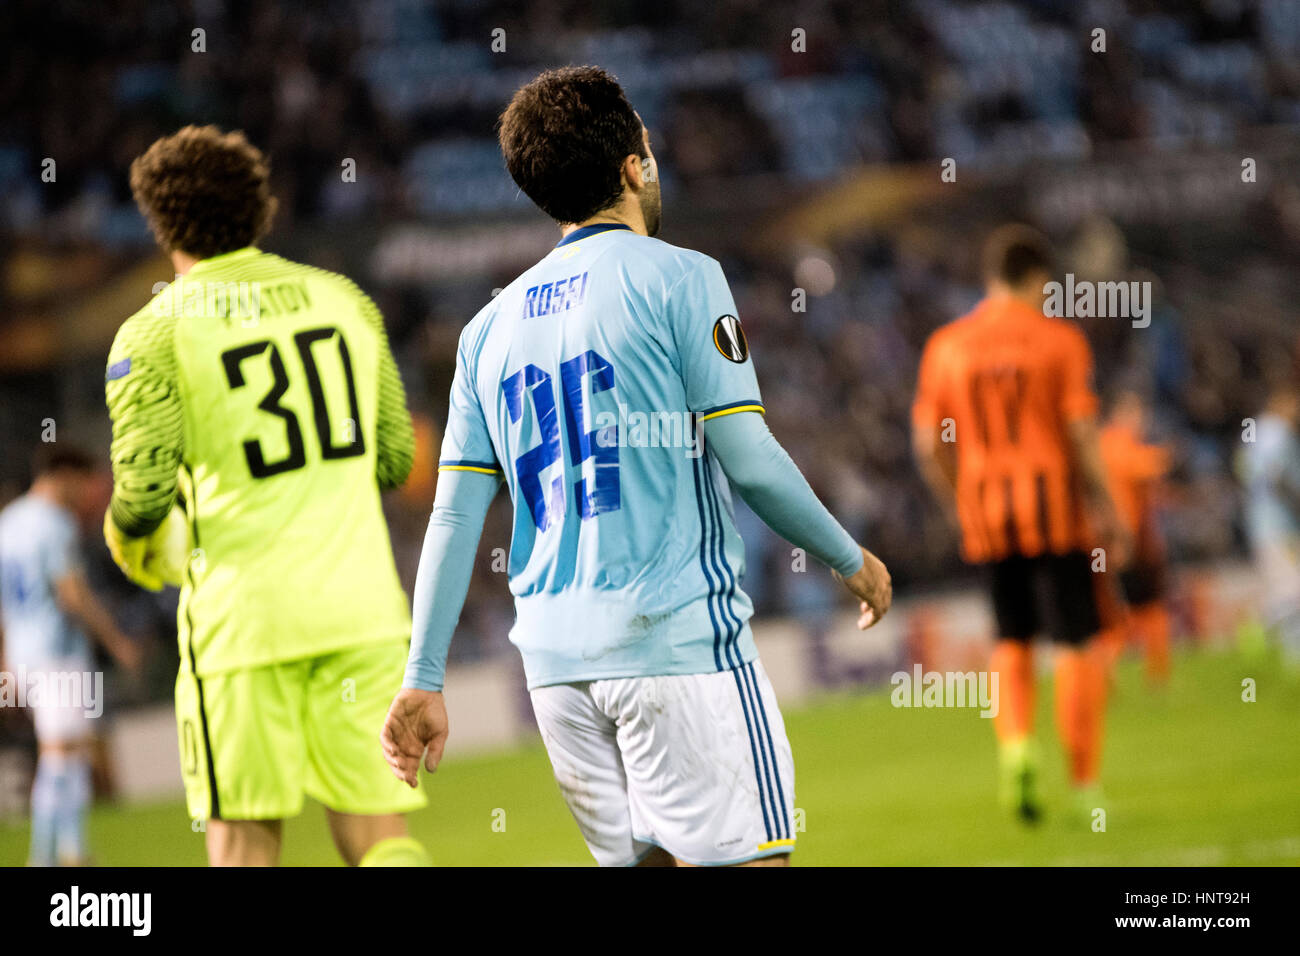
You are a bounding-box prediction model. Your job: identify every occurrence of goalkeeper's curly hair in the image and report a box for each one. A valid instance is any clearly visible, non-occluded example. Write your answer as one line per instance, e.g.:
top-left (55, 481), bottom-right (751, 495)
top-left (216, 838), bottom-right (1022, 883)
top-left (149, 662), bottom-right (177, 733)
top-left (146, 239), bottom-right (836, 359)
top-left (130, 125), bottom-right (277, 260)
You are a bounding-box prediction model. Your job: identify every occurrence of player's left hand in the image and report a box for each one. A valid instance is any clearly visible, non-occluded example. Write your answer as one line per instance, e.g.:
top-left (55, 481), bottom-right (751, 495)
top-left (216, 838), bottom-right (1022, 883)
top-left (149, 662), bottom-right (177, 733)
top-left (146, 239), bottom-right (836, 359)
top-left (381, 688), bottom-right (448, 787)
top-left (834, 545), bottom-right (892, 629)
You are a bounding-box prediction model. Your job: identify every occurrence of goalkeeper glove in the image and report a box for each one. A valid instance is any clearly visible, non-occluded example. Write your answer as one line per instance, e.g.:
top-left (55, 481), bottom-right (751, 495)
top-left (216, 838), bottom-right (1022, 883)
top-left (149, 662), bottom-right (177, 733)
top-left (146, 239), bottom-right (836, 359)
top-left (103, 505), bottom-right (188, 591)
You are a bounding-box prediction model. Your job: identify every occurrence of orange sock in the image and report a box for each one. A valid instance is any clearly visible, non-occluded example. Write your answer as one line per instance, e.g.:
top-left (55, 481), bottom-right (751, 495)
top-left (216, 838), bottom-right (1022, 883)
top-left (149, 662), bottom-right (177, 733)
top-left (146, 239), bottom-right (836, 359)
top-left (1054, 643), bottom-right (1107, 786)
top-left (1133, 602), bottom-right (1170, 684)
top-left (989, 640), bottom-right (1035, 743)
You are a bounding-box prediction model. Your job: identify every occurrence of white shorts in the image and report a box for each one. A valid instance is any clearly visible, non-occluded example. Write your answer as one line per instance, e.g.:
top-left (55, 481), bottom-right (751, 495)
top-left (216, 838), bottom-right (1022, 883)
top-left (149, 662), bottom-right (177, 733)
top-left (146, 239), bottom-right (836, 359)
top-left (32, 698), bottom-right (89, 745)
top-left (18, 659), bottom-right (94, 745)
top-left (1258, 538), bottom-right (1300, 619)
top-left (530, 659), bottom-right (796, 866)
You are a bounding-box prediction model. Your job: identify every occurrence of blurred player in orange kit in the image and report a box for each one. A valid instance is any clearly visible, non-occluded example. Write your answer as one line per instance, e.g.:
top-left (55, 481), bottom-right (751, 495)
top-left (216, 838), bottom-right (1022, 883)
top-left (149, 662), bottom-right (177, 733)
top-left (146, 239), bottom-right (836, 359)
top-left (912, 225), bottom-right (1129, 823)
top-left (1098, 390), bottom-right (1172, 684)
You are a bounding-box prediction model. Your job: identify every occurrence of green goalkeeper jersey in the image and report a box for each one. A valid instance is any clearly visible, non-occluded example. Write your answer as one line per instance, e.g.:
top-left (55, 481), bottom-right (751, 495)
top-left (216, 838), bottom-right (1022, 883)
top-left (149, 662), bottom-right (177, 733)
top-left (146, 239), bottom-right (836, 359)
top-left (105, 247), bottom-right (415, 676)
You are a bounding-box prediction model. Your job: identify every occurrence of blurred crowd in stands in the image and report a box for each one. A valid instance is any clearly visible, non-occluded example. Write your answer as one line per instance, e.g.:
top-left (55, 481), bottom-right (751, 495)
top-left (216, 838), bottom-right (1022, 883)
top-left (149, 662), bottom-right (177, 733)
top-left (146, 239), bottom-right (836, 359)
top-left (3, 0), bottom-right (1300, 680)
top-left (7, 0), bottom-right (1300, 233)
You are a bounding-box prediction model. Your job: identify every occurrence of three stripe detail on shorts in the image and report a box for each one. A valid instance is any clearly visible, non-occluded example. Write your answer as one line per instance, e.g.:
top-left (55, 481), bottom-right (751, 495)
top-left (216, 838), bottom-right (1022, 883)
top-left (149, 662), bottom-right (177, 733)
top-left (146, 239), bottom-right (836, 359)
top-left (691, 451), bottom-right (791, 846)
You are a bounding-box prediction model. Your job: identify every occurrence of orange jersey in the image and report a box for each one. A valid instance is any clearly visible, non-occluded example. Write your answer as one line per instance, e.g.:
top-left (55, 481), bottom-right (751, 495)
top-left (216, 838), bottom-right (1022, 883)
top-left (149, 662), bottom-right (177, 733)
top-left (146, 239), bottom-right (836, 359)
top-left (913, 295), bottom-right (1098, 564)
top-left (1100, 421), bottom-right (1168, 561)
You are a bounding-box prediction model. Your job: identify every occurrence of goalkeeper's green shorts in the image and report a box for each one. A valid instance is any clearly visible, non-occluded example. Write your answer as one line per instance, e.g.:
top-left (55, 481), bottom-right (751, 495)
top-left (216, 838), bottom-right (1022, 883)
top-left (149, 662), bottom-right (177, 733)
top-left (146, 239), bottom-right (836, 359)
top-left (175, 640), bottom-right (426, 821)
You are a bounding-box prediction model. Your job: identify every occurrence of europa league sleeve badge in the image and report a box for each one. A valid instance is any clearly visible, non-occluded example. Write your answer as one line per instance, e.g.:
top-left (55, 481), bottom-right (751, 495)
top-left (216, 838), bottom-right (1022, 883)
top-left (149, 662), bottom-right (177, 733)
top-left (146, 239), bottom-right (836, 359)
top-left (712, 314), bottom-right (749, 363)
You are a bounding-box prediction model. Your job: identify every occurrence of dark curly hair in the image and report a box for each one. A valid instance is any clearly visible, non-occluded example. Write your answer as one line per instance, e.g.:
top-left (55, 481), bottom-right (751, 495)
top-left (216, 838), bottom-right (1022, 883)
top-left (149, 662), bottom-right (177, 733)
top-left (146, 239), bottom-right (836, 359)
top-left (498, 66), bottom-right (646, 225)
top-left (130, 125), bottom-right (277, 259)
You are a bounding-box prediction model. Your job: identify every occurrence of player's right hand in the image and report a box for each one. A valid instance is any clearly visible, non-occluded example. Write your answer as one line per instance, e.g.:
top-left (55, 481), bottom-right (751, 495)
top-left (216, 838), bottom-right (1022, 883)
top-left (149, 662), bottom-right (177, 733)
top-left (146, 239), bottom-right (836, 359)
top-left (381, 688), bottom-right (448, 788)
top-left (834, 545), bottom-right (892, 629)
top-left (102, 510), bottom-right (165, 592)
top-left (1091, 503), bottom-right (1134, 571)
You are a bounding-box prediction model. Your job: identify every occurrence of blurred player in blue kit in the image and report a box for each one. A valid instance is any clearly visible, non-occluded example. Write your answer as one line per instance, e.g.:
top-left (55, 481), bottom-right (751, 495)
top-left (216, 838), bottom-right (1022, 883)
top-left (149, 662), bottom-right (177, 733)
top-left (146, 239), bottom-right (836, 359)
top-left (0, 447), bottom-right (142, 865)
top-left (382, 67), bottom-right (892, 866)
top-left (1241, 382), bottom-right (1300, 669)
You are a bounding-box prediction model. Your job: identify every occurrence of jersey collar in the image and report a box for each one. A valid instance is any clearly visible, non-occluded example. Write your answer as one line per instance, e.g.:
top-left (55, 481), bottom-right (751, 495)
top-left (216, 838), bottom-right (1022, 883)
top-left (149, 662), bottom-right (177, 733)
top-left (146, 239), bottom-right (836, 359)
top-left (981, 293), bottom-right (1044, 322)
top-left (187, 247), bottom-right (262, 273)
top-left (555, 223), bottom-right (632, 248)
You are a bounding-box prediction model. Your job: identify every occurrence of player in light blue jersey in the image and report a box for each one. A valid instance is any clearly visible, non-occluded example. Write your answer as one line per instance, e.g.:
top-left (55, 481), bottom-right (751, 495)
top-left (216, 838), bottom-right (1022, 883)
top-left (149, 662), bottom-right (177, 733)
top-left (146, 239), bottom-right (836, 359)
top-left (382, 66), bottom-right (891, 866)
top-left (0, 447), bottom-right (141, 865)
top-left (1241, 383), bottom-right (1300, 666)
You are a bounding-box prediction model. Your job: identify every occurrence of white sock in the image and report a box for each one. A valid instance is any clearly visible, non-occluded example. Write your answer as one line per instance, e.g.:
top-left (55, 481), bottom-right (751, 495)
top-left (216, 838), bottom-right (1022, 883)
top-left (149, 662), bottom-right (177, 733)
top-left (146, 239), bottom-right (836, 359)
top-left (29, 752), bottom-right (68, 866)
top-left (56, 756), bottom-right (91, 864)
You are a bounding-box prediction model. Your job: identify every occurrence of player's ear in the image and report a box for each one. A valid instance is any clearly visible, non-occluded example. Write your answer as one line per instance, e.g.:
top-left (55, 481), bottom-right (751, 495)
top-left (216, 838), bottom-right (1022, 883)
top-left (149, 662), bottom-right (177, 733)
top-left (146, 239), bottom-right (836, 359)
top-left (624, 152), bottom-right (647, 191)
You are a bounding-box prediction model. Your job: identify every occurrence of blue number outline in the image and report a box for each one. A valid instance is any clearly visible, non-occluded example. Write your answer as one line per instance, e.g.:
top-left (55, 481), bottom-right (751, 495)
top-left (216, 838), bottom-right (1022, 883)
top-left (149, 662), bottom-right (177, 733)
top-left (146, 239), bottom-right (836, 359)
top-left (502, 350), bottom-right (621, 530)
top-left (502, 364), bottom-right (566, 531)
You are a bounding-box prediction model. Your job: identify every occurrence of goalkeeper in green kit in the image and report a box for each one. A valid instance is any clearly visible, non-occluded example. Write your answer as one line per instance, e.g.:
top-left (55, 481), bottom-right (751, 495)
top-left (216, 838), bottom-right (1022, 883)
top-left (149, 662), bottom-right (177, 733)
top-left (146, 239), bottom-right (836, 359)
top-left (103, 125), bottom-right (430, 866)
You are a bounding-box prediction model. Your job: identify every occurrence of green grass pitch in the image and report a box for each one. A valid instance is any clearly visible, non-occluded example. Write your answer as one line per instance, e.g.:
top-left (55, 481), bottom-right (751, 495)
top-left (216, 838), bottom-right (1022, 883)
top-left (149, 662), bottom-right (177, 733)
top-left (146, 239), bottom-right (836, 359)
top-left (2, 646), bottom-right (1297, 865)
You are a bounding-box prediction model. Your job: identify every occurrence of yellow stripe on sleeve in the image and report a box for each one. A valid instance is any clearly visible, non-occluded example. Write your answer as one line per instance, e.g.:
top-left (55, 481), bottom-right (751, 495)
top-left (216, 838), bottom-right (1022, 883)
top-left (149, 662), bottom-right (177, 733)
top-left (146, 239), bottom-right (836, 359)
top-left (698, 404), bottom-right (766, 423)
top-left (437, 465), bottom-right (502, 475)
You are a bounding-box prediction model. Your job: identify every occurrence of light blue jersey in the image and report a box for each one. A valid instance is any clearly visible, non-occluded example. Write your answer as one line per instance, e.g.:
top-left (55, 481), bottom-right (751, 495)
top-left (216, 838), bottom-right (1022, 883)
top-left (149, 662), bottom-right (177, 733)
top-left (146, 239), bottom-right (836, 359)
top-left (0, 494), bottom-right (91, 670)
top-left (1243, 412), bottom-right (1300, 546)
top-left (441, 223), bottom-right (765, 688)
